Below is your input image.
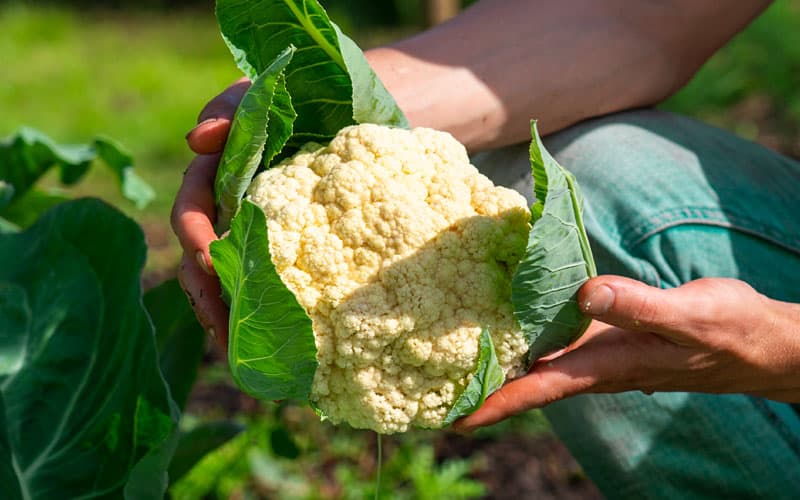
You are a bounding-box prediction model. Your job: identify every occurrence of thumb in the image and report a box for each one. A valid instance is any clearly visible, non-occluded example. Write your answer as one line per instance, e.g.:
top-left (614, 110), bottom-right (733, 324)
top-left (578, 275), bottom-right (697, 337)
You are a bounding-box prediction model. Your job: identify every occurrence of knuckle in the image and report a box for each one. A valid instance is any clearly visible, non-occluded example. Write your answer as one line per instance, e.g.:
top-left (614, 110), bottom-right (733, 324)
top-left (686, 279), bottom-right (753, 333)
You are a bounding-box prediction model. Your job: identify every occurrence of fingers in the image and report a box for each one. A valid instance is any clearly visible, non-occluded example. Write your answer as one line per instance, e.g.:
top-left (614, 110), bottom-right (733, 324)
top-left (454, 322), bottom-right (678, 431)
top-left (187, 120), bottom-right (234, 155)
top-left (187, 77), bottom-right (251, 154)
top-left (197, 77), bottom-right (251, 123)
top-left (579, 275), bottom-right (713, 340)
top-left (174, 80), bottom-right (249, 350)
top-left (454, 276), bottom-right (772, 431)
top-left (579, 276), bottom-right (763, 346)
top-left (171, 154), bottom-right (220, 274)
top-left (179, 253), bottom-right (229, 348)
top-left (579, 276), bottom-right (680, 333)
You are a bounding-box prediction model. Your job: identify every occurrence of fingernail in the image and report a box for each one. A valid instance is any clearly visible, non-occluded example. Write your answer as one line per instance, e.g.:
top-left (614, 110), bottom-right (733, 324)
top-left (583, 285), bottom-right (615, 316)
top-left (207, 327), bottom-right (216, 338)
top-left (196, 251), bottom-right (211, 275)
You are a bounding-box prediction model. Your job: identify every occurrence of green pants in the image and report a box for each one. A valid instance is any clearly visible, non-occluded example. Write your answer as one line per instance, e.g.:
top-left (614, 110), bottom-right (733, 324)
top-left (474, 109), bottom-right (800, 498)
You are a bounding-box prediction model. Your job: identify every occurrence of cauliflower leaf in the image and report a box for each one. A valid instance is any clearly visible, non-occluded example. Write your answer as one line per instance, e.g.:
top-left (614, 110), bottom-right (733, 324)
top-left (216, 0), bottom-right (408, 135)
top-left (442, 329), bottom-right (505, 426)
top-left (210, 200), bottom-right (318, 401)
top-left (213, 0), bottom-right (409, 230)
top-left (0, 128), bottom-right (154, 231)
top-left (511, 121), bottom-right (597, 362)
top-left (214, 47), bottom-right (295, 232)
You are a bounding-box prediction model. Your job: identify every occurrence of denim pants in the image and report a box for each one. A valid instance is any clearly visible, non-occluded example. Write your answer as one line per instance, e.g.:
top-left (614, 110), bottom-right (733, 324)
top-left (474, 109), bottom-right (800, 498)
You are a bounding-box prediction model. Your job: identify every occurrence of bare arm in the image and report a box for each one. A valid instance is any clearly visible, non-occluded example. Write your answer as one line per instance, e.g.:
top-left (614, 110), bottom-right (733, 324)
top-left (367, 0), bottom-right (772, 150)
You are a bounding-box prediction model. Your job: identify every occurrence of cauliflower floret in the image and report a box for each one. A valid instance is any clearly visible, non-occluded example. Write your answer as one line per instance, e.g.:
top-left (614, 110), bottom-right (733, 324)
top-left (247, 124), bottom-right (531, 433)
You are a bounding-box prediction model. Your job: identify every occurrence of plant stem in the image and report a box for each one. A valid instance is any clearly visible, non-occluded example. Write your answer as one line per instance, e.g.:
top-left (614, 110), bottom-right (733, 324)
top-left (374, 433), bottom-right (382, 500)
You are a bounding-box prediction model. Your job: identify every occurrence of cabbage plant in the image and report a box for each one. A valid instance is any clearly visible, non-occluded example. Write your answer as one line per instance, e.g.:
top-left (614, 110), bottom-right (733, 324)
top-left (0, 131), bottom-right (210, 499)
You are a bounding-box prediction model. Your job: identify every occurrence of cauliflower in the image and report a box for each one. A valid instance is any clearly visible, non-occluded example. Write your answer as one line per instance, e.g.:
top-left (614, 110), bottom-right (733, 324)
top-left (245, 124), bottom-right (531, 433)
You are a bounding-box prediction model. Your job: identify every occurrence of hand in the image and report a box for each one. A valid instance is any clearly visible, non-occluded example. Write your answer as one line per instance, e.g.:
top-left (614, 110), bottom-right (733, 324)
top-left (171, 77), bottom-right (251, 347)
top-left (454, 275), bottom-right (800, 432)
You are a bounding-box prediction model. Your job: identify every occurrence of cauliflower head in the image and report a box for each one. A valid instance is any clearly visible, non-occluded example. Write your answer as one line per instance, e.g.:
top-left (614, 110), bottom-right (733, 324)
top-left (246, 123), bottom-right (531, 433)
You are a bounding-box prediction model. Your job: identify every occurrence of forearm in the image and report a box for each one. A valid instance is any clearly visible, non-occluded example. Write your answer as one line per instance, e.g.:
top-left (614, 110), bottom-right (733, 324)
top-left (367, 0), bottom-right (771, 151)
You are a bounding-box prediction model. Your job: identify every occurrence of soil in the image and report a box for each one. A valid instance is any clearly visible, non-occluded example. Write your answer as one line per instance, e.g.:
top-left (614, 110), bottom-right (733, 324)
top-left (437, 433), bottom-right (602, 500)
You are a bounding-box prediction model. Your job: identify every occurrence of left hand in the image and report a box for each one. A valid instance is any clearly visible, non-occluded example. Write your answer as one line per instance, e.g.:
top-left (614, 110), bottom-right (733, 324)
top-left (454, 275), bottom-right (800, 432)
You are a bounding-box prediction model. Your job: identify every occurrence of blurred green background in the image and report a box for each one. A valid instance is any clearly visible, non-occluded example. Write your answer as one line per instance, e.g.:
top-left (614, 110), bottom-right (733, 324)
top-left (2, 0), bottom-right (799, 497)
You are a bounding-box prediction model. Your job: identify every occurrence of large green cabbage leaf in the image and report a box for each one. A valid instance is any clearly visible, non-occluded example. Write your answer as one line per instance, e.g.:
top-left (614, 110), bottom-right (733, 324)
top-left (143, 278), bottom-right (208, 413)
top-left (0, 128), bottom-right (155, 227)
top-left (0, 199), bottom-right (178, 499)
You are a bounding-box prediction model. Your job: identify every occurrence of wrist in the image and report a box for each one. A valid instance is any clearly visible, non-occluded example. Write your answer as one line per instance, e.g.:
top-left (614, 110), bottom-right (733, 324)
top-left (752, 296), bottom-right (800, 401)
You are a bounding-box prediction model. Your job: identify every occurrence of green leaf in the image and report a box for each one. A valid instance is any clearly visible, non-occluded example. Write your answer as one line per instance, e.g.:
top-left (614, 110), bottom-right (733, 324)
top-left (0, 188), bottom-right (71, 229)
top-left (0, 198), bottom-right (177, 499)
top-left (213, 0), bottom-right (408, 230)
top-left (0, 181), bottom-right (14, 210)
top-left (334, 24), bottom-right (409, 128)
top-left (262, 73), bottom-right (296, 165)
top-left (442, 329), bottom-right (505, 426)
top-left (269, 424), bottom-right (300, 459)
top-left (93, 137), bottom-right (155, 209)
top-left (169, 421), bottom-right (270, 499)
top-left (144, 278), bottom-right (207, 412)
top-left (512, 122), bottom-right (597, 362)
top-left (214, 47), bottom-right (296, 232)
top-left (0, 127), bottom-right (154, 209)
top-left (210, 200), bottom-right (318, 401)
top-left (0, 217), bottom-right (19, 234)
top-left (405, 446), bottom-right (486, 500)
top-left (217, 0), bottom-right (407, 137)
top-left (168, 421), bottom-right (244, 484)
top-left (0, 127), bottom-right (91, 201)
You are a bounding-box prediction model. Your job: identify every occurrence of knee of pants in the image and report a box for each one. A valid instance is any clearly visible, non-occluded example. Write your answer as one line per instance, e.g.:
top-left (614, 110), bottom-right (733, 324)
top-left (544, 109), bottom-right (711, 285)
top-left (474, 108), bottom-right (800, 290)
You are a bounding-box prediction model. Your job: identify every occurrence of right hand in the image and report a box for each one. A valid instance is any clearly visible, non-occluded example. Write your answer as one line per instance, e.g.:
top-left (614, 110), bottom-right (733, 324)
top-left (171, 77), bottom-right (251, 347)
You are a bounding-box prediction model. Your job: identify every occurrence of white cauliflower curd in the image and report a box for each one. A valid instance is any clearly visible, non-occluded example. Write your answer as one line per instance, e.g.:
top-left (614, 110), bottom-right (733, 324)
top-left (246, 123), bottom-right (532, 433)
